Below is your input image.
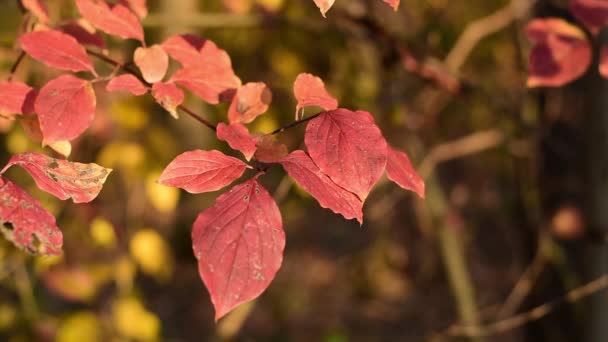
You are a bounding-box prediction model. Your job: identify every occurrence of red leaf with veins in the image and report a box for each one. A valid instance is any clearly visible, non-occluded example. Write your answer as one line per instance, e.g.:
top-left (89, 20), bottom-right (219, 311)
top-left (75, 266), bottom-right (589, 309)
top-left (386, 146), bottom-right (425, 198)
top-left (21, 0), bottom-right (49, 23)
top-left (158, 150), bottom-right (247, 193)
top-left (151, 82), bottom-right (184, 118)
top-left (280, 150), bottom-right (363, 223)
top-left (383, 0), bottom-right (399, 10)
top-left (305, 108), bottom-right (387, 201)
top-left (106, 74), bottom-right (148, 96)
top-left (2, 152), bottom-right (111, 203)
top-left (525, 18), bottom-right (591, 87)
top-left (19, 30), bottom-right (96, 74)
top-left (293, 73), bottom-right (338, 116)
top-left (134, 45), bottom-right (168, 83)
top-left (570, 0), bottom-right (608, 33)
top-left (59, 21), bottom-right (106, 50)
top-left (228, 82), bottom-right (272, 124)
top-left (216, 123), bottom-right (259, 161)
top-left (313, 0), bottom-right (335, 17)
top-left (120, 0), bottom-right (147, 18)
top-left (75, 0), bottom-right (144, 42)
top-left (0, 81), bottom-right (35, 118)
top-left (192, 178), bottom-right (285, 320)
top-left (35, 75), bottom-right (96, 145)
top-left (0, 176), bottom-right (62, 255)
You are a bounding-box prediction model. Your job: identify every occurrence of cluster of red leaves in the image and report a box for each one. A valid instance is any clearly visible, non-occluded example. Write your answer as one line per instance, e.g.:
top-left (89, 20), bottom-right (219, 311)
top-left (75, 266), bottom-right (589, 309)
top-left (1, 0), bottom-right (425, 322)
top-left (526, 0), bottom-right (608, 87)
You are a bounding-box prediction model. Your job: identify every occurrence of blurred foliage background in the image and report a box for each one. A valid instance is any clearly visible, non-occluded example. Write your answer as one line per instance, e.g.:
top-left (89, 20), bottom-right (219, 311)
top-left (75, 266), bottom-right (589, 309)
top-left (0, 0), bottom-right (605, 341)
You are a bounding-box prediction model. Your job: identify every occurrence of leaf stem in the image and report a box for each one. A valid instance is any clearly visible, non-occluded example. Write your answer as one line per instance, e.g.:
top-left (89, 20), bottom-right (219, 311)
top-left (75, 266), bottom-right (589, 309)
top-left (8, 51), bottom-right (26, 81)
top-left (268, 112), bottom-right (322, 135)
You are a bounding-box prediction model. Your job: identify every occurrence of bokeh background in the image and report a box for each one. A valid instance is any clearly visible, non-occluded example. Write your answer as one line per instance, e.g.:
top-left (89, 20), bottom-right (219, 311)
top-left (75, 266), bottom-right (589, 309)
top-left (0, 0), bottom-right (606, 341)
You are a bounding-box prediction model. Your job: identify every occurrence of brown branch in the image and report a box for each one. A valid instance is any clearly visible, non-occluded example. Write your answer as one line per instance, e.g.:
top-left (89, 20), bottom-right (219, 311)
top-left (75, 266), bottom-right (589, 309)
top-left (268, 112), bottom-right (322, 136)
top-left (8, 51), bottom-right (26, 81)
top-left (86, 49), bottom-right (217, 131)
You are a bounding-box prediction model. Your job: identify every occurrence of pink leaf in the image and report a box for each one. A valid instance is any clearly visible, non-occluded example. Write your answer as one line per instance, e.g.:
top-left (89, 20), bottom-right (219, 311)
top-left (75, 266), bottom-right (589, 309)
top-left (383, 0), bottom-right (399, 10)
top-left (0, 81), bottom-right (35, 118)
top-left (120, 0), bottom-right (147, 18)
top-left (151, 82), bottom-right (184, 118)
top-left (35, 75), bottom-right (96, 145)
top-left (19, 30), bottom-right (96, 74)
top-left (280, 150), bottom-right (363, 223)
top-left (305, 108), bottom-right (387, 201)
top-left (570, 0), bottom-right (608, 34)
top-left (106, 74), bottom-right (148, 96)
top-left (525, 18), bottom-right (592, 87)
top-left (134, 45), bottom-right (168, 83)
top-left (386, 146), bottom-right (425, 198)
top-left (2, 152), bottom-right (112, 203)
top-left (600, 45), bottom-right (608, 78)
top-left (216, 123), bottom-right (259, 161)
top-left (0, 176), bottom-right (62, 255)
top-left (58, 21), bottom-right (106, 50)
top-left (313, 0), bottom-right (335, 17)
top-left (162, 35), bottom-right (228, 68)
top-left (192, 178), bottom-right (285, 320)
top-left (228, 82), bottom-right (272, 124)
top-left (75, 0), bottom-right (144, 42)
top-left (21, 0), bottom-right (49, 23)
top-left (293, 73), bottom-right (338, 116)
top-left (158, 150), bottom-right (247, 194)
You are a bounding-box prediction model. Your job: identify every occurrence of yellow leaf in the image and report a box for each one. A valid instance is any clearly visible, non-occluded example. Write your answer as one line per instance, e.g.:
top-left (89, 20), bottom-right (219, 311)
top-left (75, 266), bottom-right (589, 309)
top-left (113, 297), bottom-right (160, 341)
top-left (56, 311), bottom-right (101, 342)
top-left (90, 217), bottom-right (116, 248)
top-left (129, 229), bottom-right (173, 281)
top-left (146, 171), bottom-right (179, 213)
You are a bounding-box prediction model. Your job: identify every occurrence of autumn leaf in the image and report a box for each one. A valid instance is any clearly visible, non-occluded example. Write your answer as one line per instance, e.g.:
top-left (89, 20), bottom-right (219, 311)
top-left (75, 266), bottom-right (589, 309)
top-left (134, 45), bottom-right (169, 84)
top-left (171, 66), bottom-right (241, 105)
top-left (383, 0), bottom-right (400, 10)
top-left (525, 18), bottom-right (592, 87)
top-left (0, 81), bottom-right (35, 118)
top-left (216, 123), bottom-right (259, 161)
top-left (120, 0), bottom-right (147, 18)
top-left (228, 82), bottom-right (272, 124)
top-left (106, 74), bottom-right (148, 96)
top-left (21, 0), bottom-right (49, 23)
top-left (151, 82), bottom-right (184, 118)
top-left (158, 150), bottom-right (247, 194)
top-left (570, 0), bottom-right (608, 34)
top-left (2, 152), bottom-right (112, 203)
top-left (305, 108), bottom-right (387, 201)
top-left (600, 45), bottom-right (608, 78)
top-left (293, 73), bottom-right (338, 118)
top-left (35, 75), bottom-right (96, 145)
top-left (280, 150), bottom-right (363, 223)
top-left (192, 178), bottom-right (285, 320)
top-left (58, 21), bottom-right (106, 50)
top-left (0, 176), bottom-right (62, 255)
top-left (19, 29), bottom-right (96, 75)
top-left (162, 35), bottom-right (230, 69)
top-left (313, 0), bottom-right (335, 17)
top-left (253, 136), bottom-right (288, 163)
top-left (75, 0), bottom-right (144, 42)
top-left (385, 146), bottom-right (425, 198)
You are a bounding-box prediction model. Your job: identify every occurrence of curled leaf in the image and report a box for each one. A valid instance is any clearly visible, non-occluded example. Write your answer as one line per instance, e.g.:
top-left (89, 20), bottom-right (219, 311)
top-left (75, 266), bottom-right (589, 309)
top-left (192, 178), bottom-right (285, 320)
top-left (228, 82), bottom-right (272, 124)
top-left (134, 45), bottom-right (169, 84)
top-left (293, 73), bottom-right (338, 118)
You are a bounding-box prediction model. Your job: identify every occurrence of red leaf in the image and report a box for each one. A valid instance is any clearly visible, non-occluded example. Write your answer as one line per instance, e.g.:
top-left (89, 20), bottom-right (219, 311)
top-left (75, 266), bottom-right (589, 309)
top-left (106, 74), bottom-right (148, 96)
top-left (305, 108), bottom-right (387, 201)
top-left (21, 0), bottom-right (49, 23)
top-left (58, 21), bottom-right (106, 50)
top-left (254, 136), bottom-right (288, 163)
top-left (293, 73), bottom-right (338, 116)
top-left (19, 30), bottom-right (96, 74)
top-left (313, 0), bottom-right (335, 17)
top-left (120, 0), bottom-right (147, 18)
top-left (151, 82), bottom-right (184, 118)
top-left (600, 45), bottom-right (608, 78)
top-left (0, 81), bottom-right (35, 118)
top-left (216, 123), bottom-right (259, 161)
top-left (75, 0), bottom-right (144, 42)
top-left (280, 150), bottom-right (363, 223)
top-left (2, 152), bottom-right (112, 203)
top-left (570, 0), bottom-right (608, 33)
top-left (134, 45), bottom-right (168, 83)
top-left (0, 176), bottom-right (62, 255)
top-left (158, 150), bottom-right (247, 194)
top-left (35, 75), bottom-right (96, 145)
top-left (383, 0), bottom-right (399, 10)
top-left (192, 178), bottom-right (285, 320)
top-left (386, 146), bottom-right (425, 198)
top-left (228, 82), bottom-right (272, 124)
top-left (162, 35), bottom-right (227, 68)
top-left (525, 18), bottom-right (592, 87)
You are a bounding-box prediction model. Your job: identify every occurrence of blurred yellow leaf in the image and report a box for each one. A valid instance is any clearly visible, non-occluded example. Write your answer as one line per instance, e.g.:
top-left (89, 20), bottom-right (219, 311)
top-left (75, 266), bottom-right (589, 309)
top-left (114, 257), bottom-right (136, 293)
top-left (257, 0), bottom-right (284, 11)
top-left (34, 254), bottom-right (63, 273)
top-left (0, 304), bottom-right (16, 331)
top-left (146, 172), bottom-right (179, 213)
top-left (110, 100), bottom-right (148, 130)
top-left (270, 48), bottom-right (303, 81)
top-left (6, 129), bottom-right (30, 154)
top-left (113, 297), bottom-right (160, 342)
top-left (56, 311), bottom-right (101, 342)
top-left (129, 228), bottom-right (173, 281)
top-left (90, 217), bottom-right (116, 248)
top-left (97, 142), bottom-right (146, 172)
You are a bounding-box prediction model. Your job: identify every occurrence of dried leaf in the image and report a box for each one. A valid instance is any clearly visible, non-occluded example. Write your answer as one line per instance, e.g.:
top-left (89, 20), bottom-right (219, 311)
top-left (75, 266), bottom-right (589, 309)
top-left (151, 82), bottom-right (184, 118)
top-left (134, 45), bottom-right (168, 84)
top-left (228, 82), bottom-right (272, 124)
top-left (216, 123), bottom-right (259, 161)
top-left (35, 75), bottom-right (96, 145)
top-left (158, 150), bottom-right (247, 193)
top-left (385, 146), bottom-right (424, 198)
top-left (280, 150), bottom-right (363, 223)
top-left (2, 152), bottom-right (112, 203)
top-left (0, 176), bottom-right (62, 255)
top-left (192, 178), bottom-right (285, 320)
top-left (106, 74), bottom-right (148, 96)
top-left (75, 0), bottom-right (144, 42)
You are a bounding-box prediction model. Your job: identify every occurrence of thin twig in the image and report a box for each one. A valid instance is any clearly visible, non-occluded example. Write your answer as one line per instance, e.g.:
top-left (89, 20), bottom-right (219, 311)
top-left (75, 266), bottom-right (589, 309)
top-left (268, 112), bottom-right (322, 136)
top-left (8, 50), bottom-right (26, 81)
